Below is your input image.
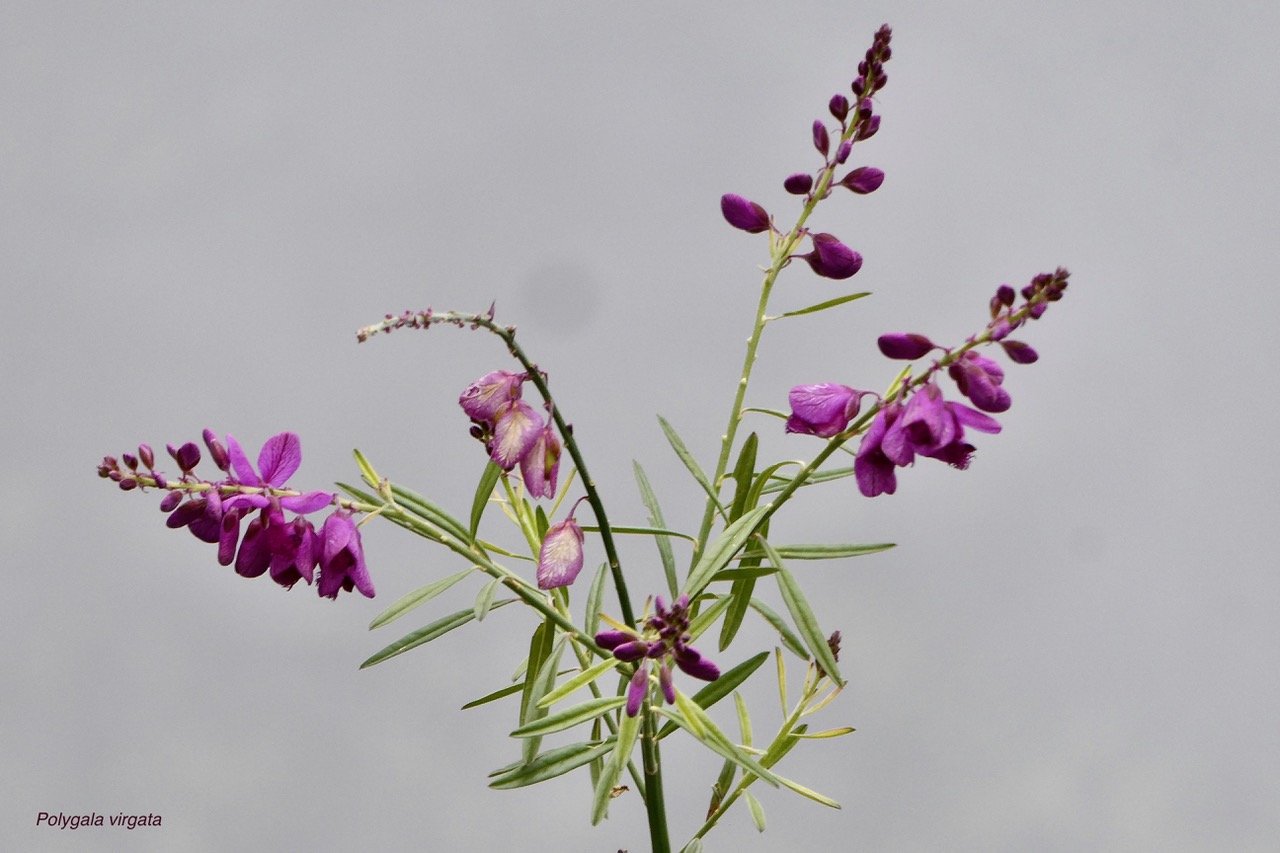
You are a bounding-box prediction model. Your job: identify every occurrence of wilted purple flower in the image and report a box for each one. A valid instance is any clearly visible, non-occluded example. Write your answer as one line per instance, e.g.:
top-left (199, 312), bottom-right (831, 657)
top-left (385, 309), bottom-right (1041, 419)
top-left (520, 422), bottom-right (561, 499)
top-left (836, 166), bottom-right (884, 194)
top-left (459, 370), bottom-right (526, 422)
top-left (720, 194), bottom-right (772, 234)
top-left (490, 400), bottom-right (544, 470)
top-left (877, 332), bottom-right (935, 360)
top-left (785, 383), bottom-right (869, 437)
top-left (317, 510), bottom-right (374, 599)
top-left (537, 516), bottom-right (584, 589)
top-left (797, 233), bottom-right (863, 279)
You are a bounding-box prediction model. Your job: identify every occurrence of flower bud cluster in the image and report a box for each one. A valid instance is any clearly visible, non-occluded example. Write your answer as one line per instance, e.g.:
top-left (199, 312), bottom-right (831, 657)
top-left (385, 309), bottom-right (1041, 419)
top-left (595, 594), bottom-right (721, 717)
top-left (786, 267), bottom-right (1070, 497)
top-left (98, 430), bottom-right (373, 598)
top-left (459, 370), bottom-right (562, 499)
top-left (720, 25), bottom-right (894, 283)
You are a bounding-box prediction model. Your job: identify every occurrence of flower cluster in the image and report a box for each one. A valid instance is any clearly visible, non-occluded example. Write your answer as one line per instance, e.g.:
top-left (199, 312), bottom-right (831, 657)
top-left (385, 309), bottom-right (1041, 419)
top-left (720, 24), bottom-right (893, 281)
top-left (786, 268), bottom-right (1070, 497)
top-left (459, 370), bottom-right (561, 499)
top-left (97, 430), bottom-right (373, 598)
top-left (596, 595), bottom-right (721, 717)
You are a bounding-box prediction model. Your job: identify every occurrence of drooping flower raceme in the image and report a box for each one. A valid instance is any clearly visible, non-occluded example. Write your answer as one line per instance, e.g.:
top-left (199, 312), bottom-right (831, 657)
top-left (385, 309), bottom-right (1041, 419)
top-left (595, 595), bottom-right (721, 717)
top-left (97, 430), bottom-right (373, 598)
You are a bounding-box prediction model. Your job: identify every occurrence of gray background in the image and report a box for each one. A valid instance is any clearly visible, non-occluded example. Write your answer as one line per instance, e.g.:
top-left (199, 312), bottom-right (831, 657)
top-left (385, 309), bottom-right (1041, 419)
top-left (4, 1), bottom-right (1278, 851)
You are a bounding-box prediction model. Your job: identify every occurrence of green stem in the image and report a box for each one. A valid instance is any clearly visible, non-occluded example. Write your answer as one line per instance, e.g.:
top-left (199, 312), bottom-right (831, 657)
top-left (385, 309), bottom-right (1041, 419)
top-left (640, 705), bottom-right (672, 853)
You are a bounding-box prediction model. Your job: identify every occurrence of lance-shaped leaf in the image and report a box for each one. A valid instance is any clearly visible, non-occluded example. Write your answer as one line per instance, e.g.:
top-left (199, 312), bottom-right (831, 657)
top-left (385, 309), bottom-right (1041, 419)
top-left (796, 727), bottom-right (857, 739)
top-left (469, 460), bottom-right (503, 538)
top-left (511, 696), bottom-right (628, 738)
top-left (389, 483), bottom-right (471, 542)
top-left (583, 562), bottom-right (608, 638)
top-left (368, 567), bottom-right (475, 630)
top-left (474, 576), bottom-right (502, 621)
top-left (682, 505), bottom-right (771, 598)
top-left (728, 433), bottom-right (759, 523)
top-left (774, 542), bottom-right (895, 560)
top-left (634, 461), bottom-right (680, 598)
top-left (772, 291), bottom-right (870, 319)
top-left (537, 656), bottom-right (622, 709)
top-left (658, 651), bottom-right (768, 740)
top-left (745, 790), bottom-right (767, 832)
top-left (590, 706), bottom-right (641, 825)
top-left (707, 757), bottom-right (736, 820)
top-left (360, 601), bottom-right (514, 669)
top-left (461, 680), bottom-right (525, 710)
top-left (488, 739), bottom-right (616, 790)
top-left (720, 517), bottom-right (770, 651)
top-left (521, 636), bottom-right (566, 762)
top-left (774, 772), bottom-right (841, 809)
top-left (758, 538), bottom-right (842, 685)
top-left (687, 593), bottom-right (733, 642)
top-left (658, 415), bottom-right (726, 516)
top-left (758, 465), bottom-right (856, 495)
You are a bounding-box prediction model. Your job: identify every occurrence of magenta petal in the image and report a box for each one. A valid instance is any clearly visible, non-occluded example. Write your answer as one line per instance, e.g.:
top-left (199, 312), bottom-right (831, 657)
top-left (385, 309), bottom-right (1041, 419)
top-left (720, 194), bottom-right (771, 233)
top-left (235, 516), bottom-right (271, 578)
top-left (948, 402), bottom-right (1002, 434)
top-left (786, 383), bottom-right (863, 437)
top-left (594, 630), bottom-right (632, 650)
top-left (225, 434), bottom-right (258, 484)
top-left (674, 646), bottom-right (720, 682)
top-left (258, 432), bottom-right (302, 487)
top-left (877, 333), bottom-right (934, 360)
top-left (279, 490), bottom-right (335, 514)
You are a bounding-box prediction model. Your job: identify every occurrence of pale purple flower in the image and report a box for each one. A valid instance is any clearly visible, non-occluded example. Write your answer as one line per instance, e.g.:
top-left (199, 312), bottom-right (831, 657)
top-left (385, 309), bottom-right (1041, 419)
top-left (785, 383), bottom-right (868, 437)
top-left (519, 422), bottom-right (561, 499)
top-left (490, 400), bottom-right (544, 470)
top-left (459, 370), bottom-right (526, 422)
top-left (537, 516), bottom-right (584, 589)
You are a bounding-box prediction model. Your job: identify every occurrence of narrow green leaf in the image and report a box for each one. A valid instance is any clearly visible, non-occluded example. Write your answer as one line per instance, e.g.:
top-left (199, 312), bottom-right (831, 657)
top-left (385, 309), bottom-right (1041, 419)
top-left (519, 622), bottom-right (552, 729)
top-left (707, 758), bottom-right (736, 820)
top-left (774, 772), bottom-right (841, 809)
top-left (734, 691), bottom-right (753, 748)
top-left (775, 542), bottom-right (895, 560)
top-left (758, 465), bottom-right (856, 495)
top-left (352, 447), bottom-right (380, 488)
top-left (511, 696), bottom-right (627, 738)
top-left (796, 727), bottom-right (857, 739)
top-left (537, 656), bottom-right (622, 709)
top-left (488, 740), bottom-right (615, 790)
top-left (610, 704), bottom-right (643, 776)
top-left (658, 651), bottom-right (768, 740)
top-left (368, 567), bottom-right (475, 630)
top-left (634, 460), bottom-right (679, 599)
top-left (749, 597), bottom-right (809, 659)
top-left (673, 688), bottom-right (706, 738)
top-left (359, 601), bottom-right (512, 668)
top-left (534, 504), bottom-right (550, 540)
top-left (657, 415), bottom-right (725, 515)
top-left (718, 576), bottom-right (756, 652)
top-left (580, 524), bottom-right (697, 542)
top-left (745, 790), bottom-right (767, 831)
top-left (583, 562), bottom-right (608, 638)
top-left (474, 576), bottom-right (501, 621)
top-left (461, 680), bottom-right (525, 710)
top-left (728, 432), bottom-right (759, 523)
top-left (709, 567), bottom-right (778, 583)
top-left (775, 648), bottom-right (788, 716)
top-left (388, 483), bottom-right (471, 542)
top-left (774, 291), bottom-right (870, 319)
top-left (682, 505), bottom-right (771, 598)
top-left (469, 460), bottom-right (503, 538)
top-left (759, 540), bottom-right (842, 685)
top-left (522, 635), bottom-right (566, 762)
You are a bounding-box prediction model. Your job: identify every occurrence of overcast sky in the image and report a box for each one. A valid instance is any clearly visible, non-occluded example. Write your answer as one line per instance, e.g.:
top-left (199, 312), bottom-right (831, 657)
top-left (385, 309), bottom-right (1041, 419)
top-left (5, 2), bottom-right (1279, 851)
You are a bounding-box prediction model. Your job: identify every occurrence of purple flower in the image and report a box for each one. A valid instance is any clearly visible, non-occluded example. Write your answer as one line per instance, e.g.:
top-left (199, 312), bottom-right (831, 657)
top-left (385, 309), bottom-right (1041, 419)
top-left (519, 422), bottom-right (561, 499)
top-left (459, 370), bottom-right (526, 422)
top-left (948, 351), bottom-right (1011, 413)
top-left (785, 383), bottom-right (869, 437)
top-left (537, 516), bottom-right (584, 589)
top-left (720, 194), bottom-right (772, 234)
top-left (221, 432), bottom-right (335, 514)
top-left (877, 332), bottom-right (935, 360)
top-left (783, 172), bottom-right (814, 195)
top-left (598, 593), bottom-right (720, 717)
top-left (797, 233), bottom-right (862, 279)
top-left (317, 510), bottom-right (374, 599)
top-left (854, 403), bottom-right (901, 497)
top-left (836, 166), bottom-right (884, 194)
